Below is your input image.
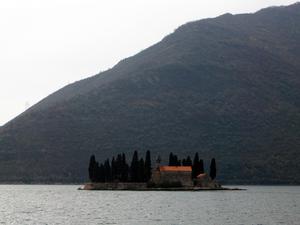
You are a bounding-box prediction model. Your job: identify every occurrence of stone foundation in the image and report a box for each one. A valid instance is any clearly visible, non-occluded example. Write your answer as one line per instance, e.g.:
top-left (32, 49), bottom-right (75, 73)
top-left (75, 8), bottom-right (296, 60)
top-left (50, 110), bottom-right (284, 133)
top-left (83, 182), bottom-right (147, 190)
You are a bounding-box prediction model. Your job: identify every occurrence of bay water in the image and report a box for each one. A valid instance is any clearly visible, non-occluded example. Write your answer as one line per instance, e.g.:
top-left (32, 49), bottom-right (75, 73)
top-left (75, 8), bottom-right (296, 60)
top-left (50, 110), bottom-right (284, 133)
top-left (0, 185), bottom-right (299, 225)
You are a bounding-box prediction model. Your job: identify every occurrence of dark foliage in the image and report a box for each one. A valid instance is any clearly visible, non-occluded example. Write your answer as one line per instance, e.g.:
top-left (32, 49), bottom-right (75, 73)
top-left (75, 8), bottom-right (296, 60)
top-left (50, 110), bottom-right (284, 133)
top-left (130, 151), bottom-right (139, 182)
top-left (88, 155), bottom-right (97, 182)
top-left (182, 156), bottom-right (192, 166)
top-left (144, 150), bottom-right (152, 182)
top-left (88, 151), bottom-right (212, 183)
top-left (192, 153), bottom-right (205, 178)
top-left (138, 158), bottom-right (145, 182)
top-left (104, 159), bottom-right (112, 182)
top-left (210, 158), bottom-right (217, 180)
top-left (168, 153), bottom-right (174, 166)
top-left (168, 152), bottom-right (181, 166)
top-left (88, 151), bottom-right (153, 183)
top-left (199, 159), bottom-right (204, 174)
top-left (192, 153), bottom-right (200, 178)
top-left (121, 153), bottom-right (129, 182)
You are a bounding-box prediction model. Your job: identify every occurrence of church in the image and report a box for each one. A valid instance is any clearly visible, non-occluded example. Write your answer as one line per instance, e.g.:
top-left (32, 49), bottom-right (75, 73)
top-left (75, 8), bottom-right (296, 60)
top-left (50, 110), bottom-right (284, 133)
top-left (151, 165), bottom-right (194, 187)
top-left (151, 163), bottom-right (220, 188)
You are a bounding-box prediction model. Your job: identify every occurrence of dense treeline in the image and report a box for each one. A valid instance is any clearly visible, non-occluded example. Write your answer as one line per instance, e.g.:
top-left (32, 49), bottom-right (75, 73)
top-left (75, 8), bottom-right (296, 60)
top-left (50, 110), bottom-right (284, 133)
top-left (168, 152), bottom-right (216, 180)
top-left (88, 151), bottom-right (217, 183)
top-left (88, 150), bottom-right (152, 183)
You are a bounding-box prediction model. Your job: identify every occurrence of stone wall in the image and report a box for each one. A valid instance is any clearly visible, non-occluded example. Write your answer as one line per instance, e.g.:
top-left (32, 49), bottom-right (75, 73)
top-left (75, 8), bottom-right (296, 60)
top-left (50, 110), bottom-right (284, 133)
top-left (152, 171), bottom-right (193, 187)
top-left (84, 182), bottom-right (147, 190)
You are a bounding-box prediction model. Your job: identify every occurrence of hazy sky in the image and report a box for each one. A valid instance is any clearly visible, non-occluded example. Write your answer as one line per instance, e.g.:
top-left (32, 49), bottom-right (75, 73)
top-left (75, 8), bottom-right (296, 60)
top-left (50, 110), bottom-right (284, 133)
top-left (0, 0), bottom-right (296, 125)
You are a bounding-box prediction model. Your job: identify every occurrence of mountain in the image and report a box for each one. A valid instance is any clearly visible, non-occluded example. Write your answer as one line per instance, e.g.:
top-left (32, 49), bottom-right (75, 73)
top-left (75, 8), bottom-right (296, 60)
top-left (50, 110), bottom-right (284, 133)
top-left (0, 3), bottom-right (300, 184)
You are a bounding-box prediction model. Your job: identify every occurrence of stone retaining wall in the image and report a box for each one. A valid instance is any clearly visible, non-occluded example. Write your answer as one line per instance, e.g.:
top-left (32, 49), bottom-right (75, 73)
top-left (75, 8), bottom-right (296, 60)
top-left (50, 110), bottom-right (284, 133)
top-left (83, 182), bottom-right (147, 190)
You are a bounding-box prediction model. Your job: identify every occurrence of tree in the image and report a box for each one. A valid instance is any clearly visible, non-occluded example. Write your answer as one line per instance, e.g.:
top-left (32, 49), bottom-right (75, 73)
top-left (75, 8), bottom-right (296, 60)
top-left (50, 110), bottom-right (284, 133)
top-left (182, 156), bottom-right (192, 166)
top-left (192, 153), bottom-right (200, 178)
top-left (99, 163), bottom-right (105, 182)
top-left (111, 157), bottom-right (116, 181)
top-left (169, 152), bottom-right (181, 166)
top-left (199, 159), bottom-right (204, 174)
top-left (95, 162), bottom-right (100, 182)
top-left (177, 159), bottom-right (181, 166)
top-left (130, 151), bottom-right (139, 182)
top-left (210, 158), bottom-right (216, 180)
top-left (186, 156), bottom-right (192, 166)
top-left (173, 155), bottom-right (179, 166)
top-left (88, 155), bottom-right (97, 182)
top-left (169, 152), bottom-right (174, 166)
top-left (156, 155), bottom-right (161, 165)
top-left (144, 150), bottom-right (152, 182)
top-left (121, 153), bottom-right (129, 182)
top-left (104, 159), bottom-right (112, 182)
top-left (138, 158), bottom-right (145, 182)
top-left (116, 154), bottom-right (123, 181)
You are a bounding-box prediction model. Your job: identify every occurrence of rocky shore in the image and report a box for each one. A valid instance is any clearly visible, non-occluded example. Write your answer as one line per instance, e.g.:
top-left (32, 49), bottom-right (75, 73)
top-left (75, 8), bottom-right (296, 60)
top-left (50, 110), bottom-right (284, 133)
top-left (80, 182), bottom-right (244, 191)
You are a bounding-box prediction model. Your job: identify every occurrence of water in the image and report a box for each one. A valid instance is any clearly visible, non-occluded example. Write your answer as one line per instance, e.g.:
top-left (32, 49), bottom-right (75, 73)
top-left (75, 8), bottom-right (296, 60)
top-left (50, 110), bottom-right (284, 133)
top-left (0, 185), bottom-right (298, 225)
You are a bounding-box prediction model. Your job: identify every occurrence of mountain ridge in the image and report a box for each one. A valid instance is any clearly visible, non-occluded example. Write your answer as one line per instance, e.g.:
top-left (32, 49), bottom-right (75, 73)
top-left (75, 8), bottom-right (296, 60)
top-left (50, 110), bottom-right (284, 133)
top-left (5, 2), bottom-right (299, 121)
top-left (0, 2), bottom-right (299, 184)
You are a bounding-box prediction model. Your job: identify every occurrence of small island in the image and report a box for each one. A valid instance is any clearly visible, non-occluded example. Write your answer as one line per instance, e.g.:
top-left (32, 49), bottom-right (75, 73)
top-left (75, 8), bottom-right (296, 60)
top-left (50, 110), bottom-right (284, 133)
top-left (81, 151), bottom-right (241, 191)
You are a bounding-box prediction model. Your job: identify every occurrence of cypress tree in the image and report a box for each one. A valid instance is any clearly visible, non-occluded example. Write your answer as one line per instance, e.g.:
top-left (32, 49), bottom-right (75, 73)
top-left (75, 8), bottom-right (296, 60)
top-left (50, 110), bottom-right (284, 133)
top-left (192, 153), bottom-right (200, 178)
top-left (144, 150), bottom-right (152, 182)
top-left (99, 163), bottom-right (105, 182)
top-left (210, 158), bottom-right (217, 180)
top-left (182, 157), bottom-right (192, 166)
top-left (169, 152), bottom-right (174, 166)
top-left (199, 159), bottom-right (204, 174)
top-left (173, 155), bottom-right (179, 166)
top-left (111, 157), bottom-right (116, 181)
top-left (121, 153), bottom-right (129, 182)
top-left (186, 156), bottom-right (192, 166)
top-left (104, 159), bottom-right (111, 182)
top-left (169, 153), bottom-right (181, 166)
top-left (130, 151), bottom-right (139, 182)
top-left (95, 162), bottom-right (101, 182)
top-left (177, 159), bottom-right (181, 166)
top-left (116, 154), bottom-right (123, 181)
top-left (88, 155), bottom-right (97, 182)
top-left (138, 158), bottom-right (145, 182)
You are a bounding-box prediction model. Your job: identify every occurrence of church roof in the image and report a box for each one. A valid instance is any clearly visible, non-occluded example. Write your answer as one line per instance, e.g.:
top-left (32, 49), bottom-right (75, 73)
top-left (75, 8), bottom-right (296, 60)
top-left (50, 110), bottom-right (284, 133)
top-left (197, 173), bottom-right (208, 178)
top-left (159, 166), bottom-right (192, 172)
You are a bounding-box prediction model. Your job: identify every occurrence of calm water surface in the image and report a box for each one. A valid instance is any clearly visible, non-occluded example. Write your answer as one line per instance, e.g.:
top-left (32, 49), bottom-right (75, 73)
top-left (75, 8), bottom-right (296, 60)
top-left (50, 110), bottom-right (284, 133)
top-left (0, 185), bottom-right (298, 225)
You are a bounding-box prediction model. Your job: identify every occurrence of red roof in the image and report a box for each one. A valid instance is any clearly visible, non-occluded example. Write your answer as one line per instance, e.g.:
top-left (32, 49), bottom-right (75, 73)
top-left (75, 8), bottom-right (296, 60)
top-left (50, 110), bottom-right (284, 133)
top-left (197, 173), bottom-right (207, 178)
top-left (159, 166), bottom-right (192, 172)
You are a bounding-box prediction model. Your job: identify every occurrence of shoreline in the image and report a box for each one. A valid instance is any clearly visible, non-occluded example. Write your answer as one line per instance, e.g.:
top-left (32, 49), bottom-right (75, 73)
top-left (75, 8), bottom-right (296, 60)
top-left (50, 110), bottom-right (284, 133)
top-left (80, 182), bottom-right (246, 191)
top-left (0, 182), bottom-right (297, 186)
top-left (79, 188), bottom-right (246, 191)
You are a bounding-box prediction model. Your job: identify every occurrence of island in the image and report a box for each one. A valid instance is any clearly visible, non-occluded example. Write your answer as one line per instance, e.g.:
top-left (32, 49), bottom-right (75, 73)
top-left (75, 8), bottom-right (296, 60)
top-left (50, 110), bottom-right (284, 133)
top-left (81, 151), bottom-right (241, 191)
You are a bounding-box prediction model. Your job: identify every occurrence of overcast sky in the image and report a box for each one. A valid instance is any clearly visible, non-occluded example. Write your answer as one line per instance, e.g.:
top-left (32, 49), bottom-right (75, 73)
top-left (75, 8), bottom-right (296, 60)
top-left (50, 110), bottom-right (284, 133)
top-left (0, 0), bottom-right (296, 126)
